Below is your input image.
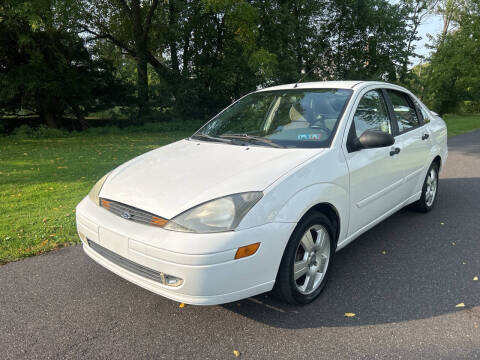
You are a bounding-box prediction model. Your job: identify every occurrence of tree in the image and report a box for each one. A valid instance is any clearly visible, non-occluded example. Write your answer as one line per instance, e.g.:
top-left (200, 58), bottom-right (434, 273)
top-left (437, 0), bottom-right (463, 36)
top-left (320, 0), bottom-right (410, 82)
top-left (0, 0), bottom-right (130, 128)
top-left (78, 0), bottom-right (169, 118)
top-left (421, 0), bottom-right (480, 114)
top-left (399, 0), bottom-right (439, 82)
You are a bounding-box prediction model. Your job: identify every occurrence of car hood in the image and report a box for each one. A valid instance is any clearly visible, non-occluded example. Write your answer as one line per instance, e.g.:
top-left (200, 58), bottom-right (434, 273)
top-left (100, 139), bottom-right (323, 219)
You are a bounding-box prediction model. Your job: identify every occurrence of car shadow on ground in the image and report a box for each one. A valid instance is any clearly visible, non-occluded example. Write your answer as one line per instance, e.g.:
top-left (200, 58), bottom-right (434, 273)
top-left (221, 177), bottom-right (480, 328)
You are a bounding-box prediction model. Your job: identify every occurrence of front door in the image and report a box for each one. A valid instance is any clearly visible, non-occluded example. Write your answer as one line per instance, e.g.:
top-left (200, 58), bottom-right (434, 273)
top-left (343, 89), bottom-right (406, 237)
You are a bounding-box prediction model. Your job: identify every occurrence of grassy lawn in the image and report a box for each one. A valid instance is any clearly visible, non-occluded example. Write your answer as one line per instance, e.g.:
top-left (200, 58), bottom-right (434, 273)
top-left (1, 114), bottom-right (479, 264)
top-left (443, 114), bottom-right (480, 136)
top-left (0, 131), bottom-right (189, 264)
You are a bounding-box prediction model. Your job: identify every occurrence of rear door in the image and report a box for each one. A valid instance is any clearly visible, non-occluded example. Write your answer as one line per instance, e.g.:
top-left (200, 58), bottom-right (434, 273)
top-left (343, 89), bottom-right (406, 236)
top-left (384, 89), bottom-right (431, 198)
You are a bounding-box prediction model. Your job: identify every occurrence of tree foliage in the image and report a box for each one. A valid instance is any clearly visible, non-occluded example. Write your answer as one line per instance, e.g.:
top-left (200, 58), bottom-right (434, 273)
top-left (412, 0), bottom-right (480, 114)
top-left (1, 0), bottom-right (478, 130)
top-left (0, 0), bottom-right (131, 128)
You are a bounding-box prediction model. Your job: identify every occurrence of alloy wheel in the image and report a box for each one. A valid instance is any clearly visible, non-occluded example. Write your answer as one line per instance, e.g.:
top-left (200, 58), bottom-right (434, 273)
top-left (293, 225), bottom-right (331, 295)
top-left (425, 167), bottom-right (438, 207)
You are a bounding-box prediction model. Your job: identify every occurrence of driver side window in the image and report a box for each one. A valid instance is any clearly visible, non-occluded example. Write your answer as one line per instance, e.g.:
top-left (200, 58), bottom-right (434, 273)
top-left (352, 90), bottom-right (391, 137)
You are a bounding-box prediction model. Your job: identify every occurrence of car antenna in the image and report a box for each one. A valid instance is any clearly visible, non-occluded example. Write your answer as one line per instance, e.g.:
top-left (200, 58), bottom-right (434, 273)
top-left (293, 65), bottom-right (319, 88)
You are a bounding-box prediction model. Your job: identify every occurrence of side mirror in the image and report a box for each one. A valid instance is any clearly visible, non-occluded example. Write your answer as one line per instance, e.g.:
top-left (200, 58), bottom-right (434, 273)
top-left (349, 130), bottom-right (395, 151)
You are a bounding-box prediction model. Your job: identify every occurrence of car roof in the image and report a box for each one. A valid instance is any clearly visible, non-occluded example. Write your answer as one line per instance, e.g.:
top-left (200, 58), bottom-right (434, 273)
top-left (256, 81), bottom-right (393, 92)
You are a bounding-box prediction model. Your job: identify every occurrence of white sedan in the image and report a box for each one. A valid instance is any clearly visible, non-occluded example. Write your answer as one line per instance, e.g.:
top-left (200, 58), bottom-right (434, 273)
top-left (76, 81), bottom-right (448, 305)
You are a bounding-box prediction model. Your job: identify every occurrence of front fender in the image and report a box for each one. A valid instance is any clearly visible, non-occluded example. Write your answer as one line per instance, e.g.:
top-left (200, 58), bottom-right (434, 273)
top-left (273, 183), bottom-right (349, 246)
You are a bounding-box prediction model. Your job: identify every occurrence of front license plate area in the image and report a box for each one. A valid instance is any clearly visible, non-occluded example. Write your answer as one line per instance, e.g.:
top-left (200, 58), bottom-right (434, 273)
top-left (98, 227), bottom-right (129, 257)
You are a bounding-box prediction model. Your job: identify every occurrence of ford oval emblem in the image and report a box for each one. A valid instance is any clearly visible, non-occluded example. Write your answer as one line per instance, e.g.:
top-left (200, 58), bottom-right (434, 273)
top-left (121, 211), bottom-right (132, 219)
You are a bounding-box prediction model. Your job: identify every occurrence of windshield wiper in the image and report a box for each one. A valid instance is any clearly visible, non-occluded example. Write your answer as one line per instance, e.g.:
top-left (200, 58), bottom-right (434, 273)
top-left (191, 133), bottom-right (233, 144)
top-left (219, 134), bottom-right (285, 148)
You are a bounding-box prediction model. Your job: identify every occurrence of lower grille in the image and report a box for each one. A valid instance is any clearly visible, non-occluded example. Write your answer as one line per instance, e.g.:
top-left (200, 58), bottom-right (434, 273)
top-left (88, 239), bottom-right (165, 283)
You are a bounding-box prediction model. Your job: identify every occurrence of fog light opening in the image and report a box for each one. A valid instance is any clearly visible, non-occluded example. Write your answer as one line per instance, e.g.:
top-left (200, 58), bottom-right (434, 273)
top-left (235, 242), bottom-right (260, 259)
top-left (161, 273), bottom-right (184, 287)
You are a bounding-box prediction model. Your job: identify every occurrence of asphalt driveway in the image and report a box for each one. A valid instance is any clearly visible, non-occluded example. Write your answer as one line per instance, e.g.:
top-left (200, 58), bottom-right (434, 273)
top-left (1, 130), bottom-right (479, 359)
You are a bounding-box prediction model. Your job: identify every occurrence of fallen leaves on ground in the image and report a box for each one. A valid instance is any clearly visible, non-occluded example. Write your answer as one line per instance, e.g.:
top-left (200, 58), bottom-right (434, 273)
top-left (179, 303), bottom-right (185, 308)
top-left (233, 350), bottom-right (240, 357)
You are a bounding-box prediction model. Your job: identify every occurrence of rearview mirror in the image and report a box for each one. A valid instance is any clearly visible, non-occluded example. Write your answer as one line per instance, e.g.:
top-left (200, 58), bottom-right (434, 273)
top-left (349, 130), bottom-right (395, 152)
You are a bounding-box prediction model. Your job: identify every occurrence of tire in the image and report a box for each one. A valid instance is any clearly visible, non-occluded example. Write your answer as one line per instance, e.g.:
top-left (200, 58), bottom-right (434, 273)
top-left (411, 162), bottom-right (439, 213)
top-left (273, 212), bottom-right (336, 305)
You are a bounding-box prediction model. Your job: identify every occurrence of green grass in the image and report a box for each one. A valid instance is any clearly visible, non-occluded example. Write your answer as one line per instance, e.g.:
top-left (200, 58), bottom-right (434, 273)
top-left (0, 131), bottom-right (189, 264)
top-left (443, 114), bottom-right (480, 136)
top-left (1, 114), bottom-right (480, 264)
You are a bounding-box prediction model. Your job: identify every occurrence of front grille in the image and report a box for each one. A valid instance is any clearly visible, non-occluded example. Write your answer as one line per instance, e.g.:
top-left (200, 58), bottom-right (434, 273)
top-left (100, 198), bottom-right (167, 227)
top-left (88, 239), bottom-right (165, 283)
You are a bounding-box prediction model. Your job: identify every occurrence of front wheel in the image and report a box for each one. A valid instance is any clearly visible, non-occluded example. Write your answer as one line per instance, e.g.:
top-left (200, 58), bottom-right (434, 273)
top-left (273, 212), bottom-right (336, 305)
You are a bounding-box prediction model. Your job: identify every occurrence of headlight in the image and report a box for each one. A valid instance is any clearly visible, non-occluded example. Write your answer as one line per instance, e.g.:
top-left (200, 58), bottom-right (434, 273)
top-left (88, 172), bottom-right (111, 206)
top-left (164, 192), bottom-right (263, 233)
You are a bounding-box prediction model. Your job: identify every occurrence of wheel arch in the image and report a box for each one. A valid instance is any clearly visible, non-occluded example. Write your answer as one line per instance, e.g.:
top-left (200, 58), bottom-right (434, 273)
top-left (432, 155), bottom-right (442, 171)
top-left (300, 202), bottom-right (341, 246)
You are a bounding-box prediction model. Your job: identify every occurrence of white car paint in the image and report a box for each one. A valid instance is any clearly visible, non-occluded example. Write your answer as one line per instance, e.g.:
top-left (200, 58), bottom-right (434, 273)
top-left (76, 81), bottom-right (448, 305)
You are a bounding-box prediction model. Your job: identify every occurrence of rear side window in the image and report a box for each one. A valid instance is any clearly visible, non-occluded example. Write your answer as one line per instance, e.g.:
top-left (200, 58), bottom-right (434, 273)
top-left (387, 90), bottom-right (420, 133)
top-left (415, 100), bottom-right (431, 123)
top-left (352, 90), bottom-right (391, 137)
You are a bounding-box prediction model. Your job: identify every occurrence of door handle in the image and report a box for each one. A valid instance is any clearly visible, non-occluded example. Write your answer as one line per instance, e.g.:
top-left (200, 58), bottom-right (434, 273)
top-left (422, 133), bottom-right (429, 140)
top-left (390, 147), bottom-right (401, 156)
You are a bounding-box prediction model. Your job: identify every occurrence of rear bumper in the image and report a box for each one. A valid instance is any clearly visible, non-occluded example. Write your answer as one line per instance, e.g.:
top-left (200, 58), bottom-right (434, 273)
top-left (76, 197), bottom-right (295, 305)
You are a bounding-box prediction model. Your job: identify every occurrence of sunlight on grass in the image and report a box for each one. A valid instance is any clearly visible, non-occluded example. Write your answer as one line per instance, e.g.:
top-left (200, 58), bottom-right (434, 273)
top-left (443, 114), bottom-right (480, 136)
top-left (0, 132), bottom-right (189, 264)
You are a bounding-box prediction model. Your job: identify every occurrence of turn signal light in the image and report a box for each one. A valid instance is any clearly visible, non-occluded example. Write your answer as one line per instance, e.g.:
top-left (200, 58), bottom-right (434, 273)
top-left (151, 216), bottom-right (168, 227)
top-left (100, 199), bottom-right (111, 209)
top-left (235, 243), bottom-right (260, 259)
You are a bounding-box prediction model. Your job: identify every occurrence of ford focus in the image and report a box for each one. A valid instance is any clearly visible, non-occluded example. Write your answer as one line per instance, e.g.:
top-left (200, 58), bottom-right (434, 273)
top-left (76, 81), bottom-right (448, 305)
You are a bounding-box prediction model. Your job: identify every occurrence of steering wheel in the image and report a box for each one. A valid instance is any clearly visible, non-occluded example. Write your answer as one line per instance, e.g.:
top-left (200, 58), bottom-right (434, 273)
top-left (310, 119), bottom-right (332, 135)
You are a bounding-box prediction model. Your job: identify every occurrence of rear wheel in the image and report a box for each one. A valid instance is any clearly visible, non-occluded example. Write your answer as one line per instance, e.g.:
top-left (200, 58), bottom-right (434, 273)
top-left (411, 162), bottom-right (439, 212)
top-left (274, 212), bottom-right (336, 305)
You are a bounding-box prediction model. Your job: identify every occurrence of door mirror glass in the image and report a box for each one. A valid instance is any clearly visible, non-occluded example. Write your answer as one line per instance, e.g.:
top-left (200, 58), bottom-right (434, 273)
top-left (350, 130), bottom-right (395, 151)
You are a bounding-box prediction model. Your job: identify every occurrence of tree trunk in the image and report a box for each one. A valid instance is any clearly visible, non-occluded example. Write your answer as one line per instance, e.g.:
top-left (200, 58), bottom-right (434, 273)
top-left (38, 101), bottom-right (58, 128)
top-left (71, 103), bottom-right (89, 130)
top-left (169, 0), bottom-right (180, 76)
top-left (135, 43), bottom-right (149, 119)
top-left (43, 110), bottom-right (58, 129)
top-left (131, 0), bottom-right (149, 121)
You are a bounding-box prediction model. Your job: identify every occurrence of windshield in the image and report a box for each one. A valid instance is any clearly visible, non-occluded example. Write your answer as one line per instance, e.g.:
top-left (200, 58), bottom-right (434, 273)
top-left (192, 88), bottom-right (352, 148)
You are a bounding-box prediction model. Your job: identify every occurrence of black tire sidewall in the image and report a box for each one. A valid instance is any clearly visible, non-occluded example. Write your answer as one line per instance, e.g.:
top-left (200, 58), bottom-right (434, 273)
top-left (275, 212), bottom-right (336, 305)
top-left (420, 162), bottom-right (439, 211)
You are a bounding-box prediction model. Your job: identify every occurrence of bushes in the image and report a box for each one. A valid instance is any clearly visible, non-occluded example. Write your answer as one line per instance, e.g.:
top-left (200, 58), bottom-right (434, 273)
top-left (7, 120), bottom-right (205, 139)
top-left (12, 124), bottom-right (69, 139)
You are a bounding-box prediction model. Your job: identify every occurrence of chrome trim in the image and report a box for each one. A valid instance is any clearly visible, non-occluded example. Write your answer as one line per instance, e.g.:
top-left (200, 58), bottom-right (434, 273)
top-left (100, 198), bottom-right (167, 226)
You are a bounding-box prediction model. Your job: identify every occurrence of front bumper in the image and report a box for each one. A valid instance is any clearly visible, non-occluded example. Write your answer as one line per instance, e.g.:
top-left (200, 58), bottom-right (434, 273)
top-left (76, 197), bottom-right (295, 305)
